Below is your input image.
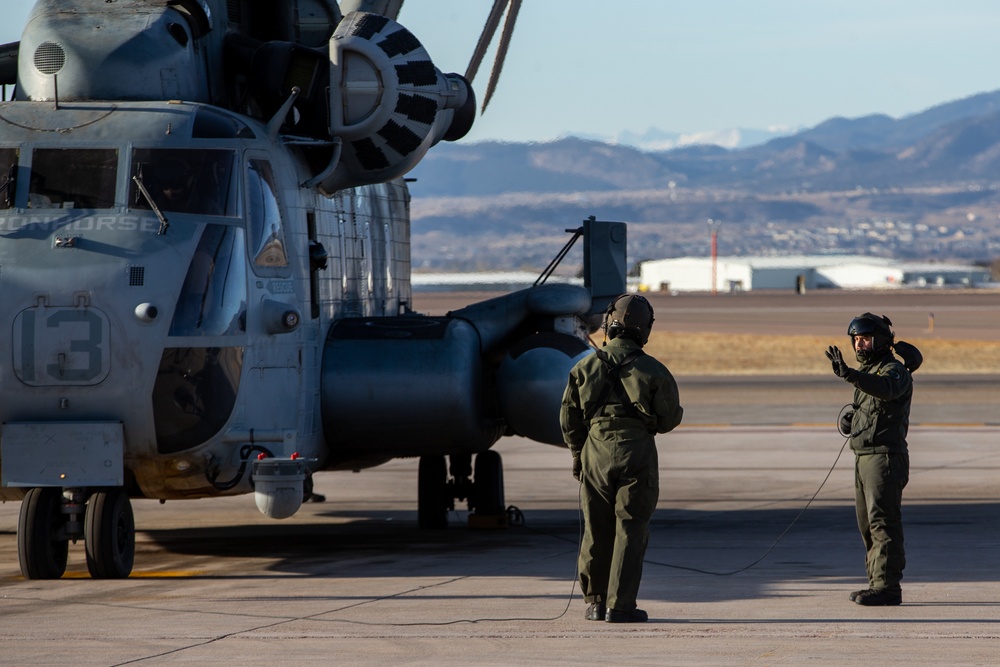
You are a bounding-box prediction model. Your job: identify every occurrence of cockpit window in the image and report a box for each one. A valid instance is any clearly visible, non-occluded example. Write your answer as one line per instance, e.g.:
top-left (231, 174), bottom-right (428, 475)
top-left (29, 148), bottom-right (118, 209)
top-left (0, 148), bottom-right (16, 209)
top-left (130, 148), bottom-right (237, 216)
top-left (169, 224), bottom-right (247, 336)
top-left (246, 159), bottom-right (289, 271)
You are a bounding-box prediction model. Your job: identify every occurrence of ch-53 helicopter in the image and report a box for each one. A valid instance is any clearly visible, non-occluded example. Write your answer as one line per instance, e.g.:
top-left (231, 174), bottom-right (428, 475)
top-left (0, 0), bottom-right (627, 580)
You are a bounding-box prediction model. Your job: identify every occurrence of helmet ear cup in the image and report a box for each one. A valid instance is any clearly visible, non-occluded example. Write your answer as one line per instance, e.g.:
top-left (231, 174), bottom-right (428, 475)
top-left (601, 295), bottom-right (624, 334)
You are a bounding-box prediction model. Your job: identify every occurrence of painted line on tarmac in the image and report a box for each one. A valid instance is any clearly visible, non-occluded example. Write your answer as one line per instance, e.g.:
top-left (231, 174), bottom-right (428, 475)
top-left (914, 422), bottom-right (999, 427)
top-left (678, 422), bottom-right (995, 429)
top-left (61, 570), bottom-right (208, 579)
top-left (677, 423), bottom-right (830, 429)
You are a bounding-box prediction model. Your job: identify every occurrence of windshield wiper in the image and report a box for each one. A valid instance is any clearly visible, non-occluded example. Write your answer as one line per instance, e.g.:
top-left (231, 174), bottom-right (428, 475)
top-left (131, 169), bottom-right (169, 235)
top-left (0, 163), bottom-right (15, 208)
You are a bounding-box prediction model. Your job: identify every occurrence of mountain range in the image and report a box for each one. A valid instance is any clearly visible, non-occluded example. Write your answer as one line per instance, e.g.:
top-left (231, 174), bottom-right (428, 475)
top-left (584, 125), bottom-right (796, 151)
top-left (406, 91), bottom-right (1000, 271)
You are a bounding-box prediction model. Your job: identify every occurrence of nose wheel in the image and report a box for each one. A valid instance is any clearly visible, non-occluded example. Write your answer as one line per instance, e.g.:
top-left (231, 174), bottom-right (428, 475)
top-left (17, 487), bottom-right (69, 580)
top-left (17, 487), bottom-right (135, 579)
top-left (84, 489), bottom-right (135, 579)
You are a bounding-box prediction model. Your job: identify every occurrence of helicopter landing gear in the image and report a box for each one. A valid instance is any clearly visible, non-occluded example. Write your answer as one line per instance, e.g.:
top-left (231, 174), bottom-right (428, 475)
top-left (17, 487), bottom-right (135, 579)
top-left (17, 487), bottom-right (69, 580)
top-left (472, 449), bottom-right (505, 517)
top-left (84, 489), bottom-right (135, 579)
top-left (417, 455), bottom-right (449, 529)
top-left (416, 451), bottom-right (506, 529)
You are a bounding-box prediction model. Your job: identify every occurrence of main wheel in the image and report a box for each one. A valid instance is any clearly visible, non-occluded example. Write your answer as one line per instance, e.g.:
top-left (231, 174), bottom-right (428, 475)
top-left (473, 450), bottom-right (505, 515)
top-left (17, 487), bottom-right (69, 580)
top-left (417, 455), bottom-right (449, 529)
top-left (84, 489), bottom-right (135, 579)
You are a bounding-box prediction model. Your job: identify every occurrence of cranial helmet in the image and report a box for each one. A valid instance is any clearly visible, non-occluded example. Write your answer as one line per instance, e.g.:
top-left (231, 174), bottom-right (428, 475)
top-left (603, 294), bottom-right (655, 345)
top-left (847, 312), bottom-right (894, 363)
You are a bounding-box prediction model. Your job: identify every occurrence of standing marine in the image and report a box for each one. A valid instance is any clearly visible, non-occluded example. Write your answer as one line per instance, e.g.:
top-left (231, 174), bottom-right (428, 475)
top-left (560, 294), bottom-right (683, 623)
top-left (825, 312), bottom-right (918, 606)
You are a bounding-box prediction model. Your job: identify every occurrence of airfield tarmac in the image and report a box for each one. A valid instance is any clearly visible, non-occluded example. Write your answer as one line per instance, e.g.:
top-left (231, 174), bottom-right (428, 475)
top-left (1, 289), bottom-right (999, 666)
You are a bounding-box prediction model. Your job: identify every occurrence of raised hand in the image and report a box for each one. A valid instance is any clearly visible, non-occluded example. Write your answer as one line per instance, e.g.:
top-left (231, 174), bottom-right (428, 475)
top-left (825, 345), bottom-right (851, 379)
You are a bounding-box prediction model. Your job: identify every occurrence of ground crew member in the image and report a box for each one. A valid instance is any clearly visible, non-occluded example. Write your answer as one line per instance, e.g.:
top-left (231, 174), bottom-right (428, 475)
top-left (560, 294), bottom-right (683, 623)
top-left (825, 312), bottom-right (913, 606)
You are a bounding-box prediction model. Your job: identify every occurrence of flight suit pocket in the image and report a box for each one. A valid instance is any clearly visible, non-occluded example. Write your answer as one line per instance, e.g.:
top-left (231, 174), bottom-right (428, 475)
top-left (646, 443), bottom-right (659, 490)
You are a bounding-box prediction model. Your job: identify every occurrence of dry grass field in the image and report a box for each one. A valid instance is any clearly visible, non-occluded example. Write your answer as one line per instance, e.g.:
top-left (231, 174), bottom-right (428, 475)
top-left (642, 332), bottom-right (1000, 376)
top-left (638, 289), bottom-right (1000, 376)
top-left (415, 288), bottom-right (1000, 377)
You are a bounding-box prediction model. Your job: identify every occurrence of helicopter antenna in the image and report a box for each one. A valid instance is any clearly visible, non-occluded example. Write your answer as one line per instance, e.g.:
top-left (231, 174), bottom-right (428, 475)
top-left (535, 226), bottom-right (583, 287)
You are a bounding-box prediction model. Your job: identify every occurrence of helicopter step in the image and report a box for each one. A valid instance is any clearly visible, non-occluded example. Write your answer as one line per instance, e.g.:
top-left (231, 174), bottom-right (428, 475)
top-left (3, 422), bottom-right (134, 578)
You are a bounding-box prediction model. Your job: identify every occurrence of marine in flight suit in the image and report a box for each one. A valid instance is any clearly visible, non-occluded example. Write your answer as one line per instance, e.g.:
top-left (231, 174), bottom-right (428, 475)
top-left (826, 312), bottom-right (914, 606)
top-left (560, 294), bottom-right (683, 623)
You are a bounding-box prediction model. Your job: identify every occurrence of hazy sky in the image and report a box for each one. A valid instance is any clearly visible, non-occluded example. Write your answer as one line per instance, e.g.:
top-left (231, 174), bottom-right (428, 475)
top-left (5, 1), bottom-right (1000, 143)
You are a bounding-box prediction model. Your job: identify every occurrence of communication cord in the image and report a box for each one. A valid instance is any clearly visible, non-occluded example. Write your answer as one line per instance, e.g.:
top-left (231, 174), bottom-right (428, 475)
top-left (385, 408), bottom-right (855, 623)
top-left (643, 411), bottom-right (852, 575)
top-left (224, 412), bottom-right (854, 628)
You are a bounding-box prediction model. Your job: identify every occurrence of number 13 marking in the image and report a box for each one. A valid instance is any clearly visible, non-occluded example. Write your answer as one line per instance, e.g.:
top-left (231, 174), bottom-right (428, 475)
top-left (14, 308), bottom-right (110, 386)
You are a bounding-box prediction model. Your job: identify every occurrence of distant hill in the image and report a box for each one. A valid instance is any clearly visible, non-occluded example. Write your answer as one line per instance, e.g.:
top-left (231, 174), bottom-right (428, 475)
top-left (407, 91), bottom-right (1000, 271)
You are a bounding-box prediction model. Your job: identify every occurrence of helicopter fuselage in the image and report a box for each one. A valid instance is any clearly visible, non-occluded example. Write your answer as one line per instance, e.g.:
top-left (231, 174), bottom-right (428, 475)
top-left (0, 99), bottom-right (415, 500)
top-left (0, 0), bottom-right (626, 579)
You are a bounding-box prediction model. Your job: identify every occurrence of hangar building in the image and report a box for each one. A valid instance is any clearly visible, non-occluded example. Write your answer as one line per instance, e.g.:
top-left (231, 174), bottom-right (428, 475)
top-left (639, 256), bottom-right (992, 293)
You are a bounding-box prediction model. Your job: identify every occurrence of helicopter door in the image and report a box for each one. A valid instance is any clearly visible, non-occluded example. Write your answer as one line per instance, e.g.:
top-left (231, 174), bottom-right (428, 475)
top-left (151, 224), bottom-right (247, 454)
top-left (241, 155), bottom-right (300, 435)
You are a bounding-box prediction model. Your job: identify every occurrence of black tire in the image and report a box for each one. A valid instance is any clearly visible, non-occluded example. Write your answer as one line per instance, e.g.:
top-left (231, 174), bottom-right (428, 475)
top-left (417, 456), bottom-right (448, 529)
top-left (17, 487), bottom-right (69, 580)
top-left (84, 489), bottom-right (135, 579)
top-left (473, 450), bottom-right (505, 515)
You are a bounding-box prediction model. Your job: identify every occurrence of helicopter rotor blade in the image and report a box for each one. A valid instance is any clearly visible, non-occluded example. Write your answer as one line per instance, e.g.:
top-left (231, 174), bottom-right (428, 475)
top-left (465, 0), bottom-right (510, 84)
top-left (480, 0), bottom-right (520, 114)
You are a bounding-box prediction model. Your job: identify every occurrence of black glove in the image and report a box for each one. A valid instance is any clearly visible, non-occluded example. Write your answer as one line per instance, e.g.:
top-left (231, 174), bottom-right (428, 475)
top-left (839, 410), bottom-right (854, 436)
top-left (571, 452), bottom-right (582, 481)
top-left (825, 345), bottom-right (851, 379)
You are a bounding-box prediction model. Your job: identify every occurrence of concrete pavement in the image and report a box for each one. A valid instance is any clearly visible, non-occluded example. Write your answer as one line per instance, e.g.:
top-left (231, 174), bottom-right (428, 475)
top-left (2, 419), bottom-right (999, 666)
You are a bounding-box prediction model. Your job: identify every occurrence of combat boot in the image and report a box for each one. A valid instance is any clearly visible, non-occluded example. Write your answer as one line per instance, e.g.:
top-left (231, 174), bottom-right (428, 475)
top-left (849, 588), bottom-right (872, 602)
top-left (585, 602), bottom-right (606, 621)
top-left (854, 588), bottom-right (902, 606)
top-left (605, 607), bottom-right (648, 623)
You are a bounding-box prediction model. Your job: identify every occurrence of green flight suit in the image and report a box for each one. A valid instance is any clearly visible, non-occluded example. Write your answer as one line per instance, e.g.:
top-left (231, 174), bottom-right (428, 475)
top-left (560, 337), bottom-right (683, 613)
top-left (845, 351), bottom-right (912, 592)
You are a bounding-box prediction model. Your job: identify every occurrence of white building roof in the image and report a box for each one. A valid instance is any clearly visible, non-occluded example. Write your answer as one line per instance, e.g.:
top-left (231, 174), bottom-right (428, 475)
top-left (639, 255), bottom-right (990, 292)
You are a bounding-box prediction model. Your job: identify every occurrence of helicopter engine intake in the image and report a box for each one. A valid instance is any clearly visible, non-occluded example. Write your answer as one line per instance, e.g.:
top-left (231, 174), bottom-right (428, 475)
top-left (317, 11), bottom-right (475, 193)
